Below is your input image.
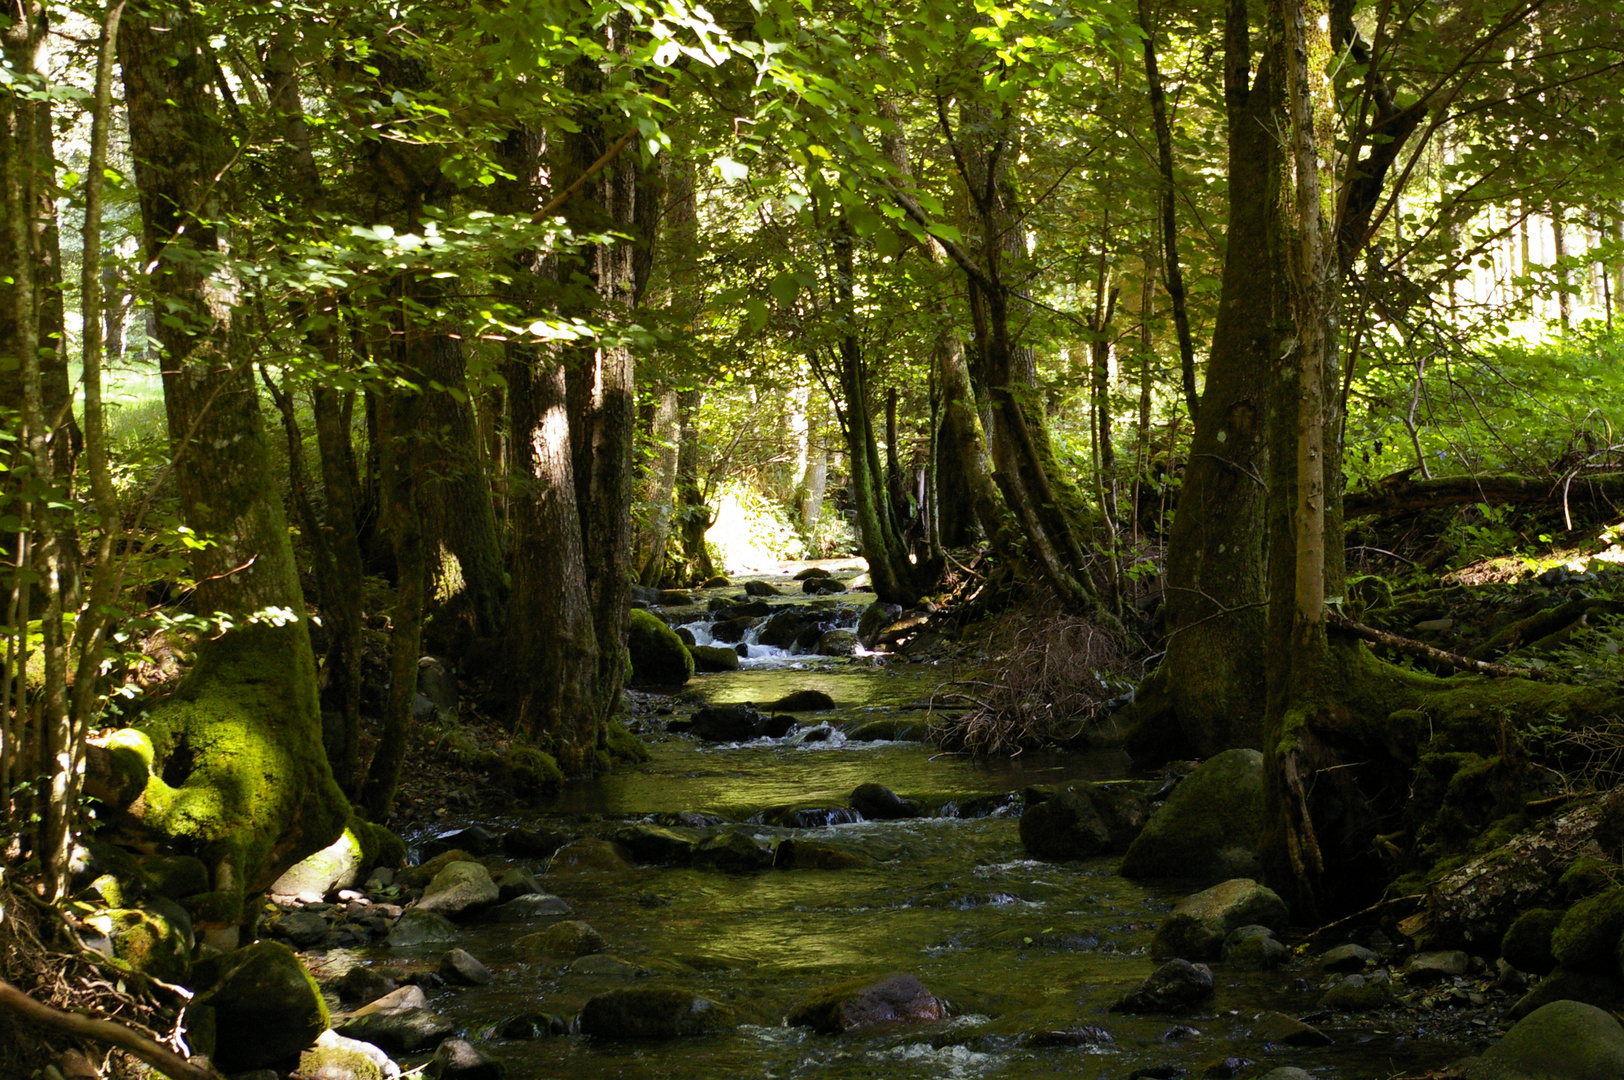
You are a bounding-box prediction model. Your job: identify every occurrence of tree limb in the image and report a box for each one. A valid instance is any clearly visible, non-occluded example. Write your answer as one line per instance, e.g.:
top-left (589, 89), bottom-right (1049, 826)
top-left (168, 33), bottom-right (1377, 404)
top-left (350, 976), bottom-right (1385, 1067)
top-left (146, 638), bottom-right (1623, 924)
top-left (1344, 472), bottom-right (1624, 517)
top-left (0, 978), bottom-right (220, 1080)
top-left (1328, 611), bottom-right (1543, 678)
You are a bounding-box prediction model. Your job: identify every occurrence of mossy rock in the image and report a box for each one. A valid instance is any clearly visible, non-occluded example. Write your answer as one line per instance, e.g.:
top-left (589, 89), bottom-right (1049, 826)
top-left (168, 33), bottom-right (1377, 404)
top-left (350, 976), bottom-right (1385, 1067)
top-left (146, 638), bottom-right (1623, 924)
top-left (689, 645), bottom-right (741, 673)
top-left (1502, 908), bottom-right (1563, 975)
top-left (627, 609), bottom-right (694, 687)
top-left (1560, 858), bottom-right (1618, 902)
top-left (1320, 979), bottom-right (1395, 1012)
top-left (299, 1043), bottom-right (385, 1080)
top-left (136, 854), bottom-right (210, 900)
top-left (579, 987), bottom-right (736, 1039)
top-left (1466, 1000), bottom-right (1624, 1079)
top-left (502, 746), bottom-right (564, 802)
top-left (200, 941), bottom-right (329, 1072)
top-left (1119, 748), bottom-right (1263, 885)
top-left (86, 907), bottom-right (190, 982)
top-left (1552, 888), bottom-right (1624, 974)
top-left (605, 720), bottom-right (651, 764)
top-left (519, 919), bottom-right (605, 957)
top-left (399, 848), bottom-right (477, 890)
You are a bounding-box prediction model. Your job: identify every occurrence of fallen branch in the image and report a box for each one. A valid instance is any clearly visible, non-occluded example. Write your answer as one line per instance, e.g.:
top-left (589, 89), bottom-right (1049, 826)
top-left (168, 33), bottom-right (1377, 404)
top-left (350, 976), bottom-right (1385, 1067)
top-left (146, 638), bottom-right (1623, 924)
top-left (1345, 472), bottom-right (1624, 518)
top-left (0, 978), bottom-right (220, 1080)
top-left (1327, 612), bottom-right (1544, 679)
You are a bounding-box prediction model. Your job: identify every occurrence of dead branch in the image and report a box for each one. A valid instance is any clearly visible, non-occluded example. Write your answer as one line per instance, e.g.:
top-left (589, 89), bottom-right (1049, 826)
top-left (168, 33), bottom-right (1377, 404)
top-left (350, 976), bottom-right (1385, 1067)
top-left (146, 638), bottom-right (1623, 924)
top-left (1328, 612), bottom-right (1545, 678)
top-left (1345, 472), bottom-right (1624, 518)
top-left (0, 978), bottom-right (220, 1080)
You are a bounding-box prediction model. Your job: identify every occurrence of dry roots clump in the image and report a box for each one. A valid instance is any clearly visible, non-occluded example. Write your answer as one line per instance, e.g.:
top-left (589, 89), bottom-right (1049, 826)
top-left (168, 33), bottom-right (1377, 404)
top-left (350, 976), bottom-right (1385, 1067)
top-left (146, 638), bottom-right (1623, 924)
top-left (929, 592), bottom-right (1132, 754)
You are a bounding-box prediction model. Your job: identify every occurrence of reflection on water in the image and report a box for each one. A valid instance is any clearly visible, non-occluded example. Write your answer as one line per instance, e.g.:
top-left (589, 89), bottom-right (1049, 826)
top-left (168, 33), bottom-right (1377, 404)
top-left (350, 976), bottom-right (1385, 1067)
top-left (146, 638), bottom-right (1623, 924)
top-left (369, 642), bottom-right (1475, 1080)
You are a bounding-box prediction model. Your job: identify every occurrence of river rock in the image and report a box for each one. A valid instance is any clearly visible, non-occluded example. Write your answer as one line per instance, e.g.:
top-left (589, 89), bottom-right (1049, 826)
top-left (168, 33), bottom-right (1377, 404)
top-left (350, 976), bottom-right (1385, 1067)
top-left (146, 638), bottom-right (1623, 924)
top-left (1552, 888), bottom-right (1624, 974)
top-left (795, 566), bottom-right (830, 580)
top-left (502, 827), bottom-right (569, 859)
top-left (744, 580), bottom-right (783, 596)
top-left (850, 783), bottom-right (918, 820)
top-left (687, 704), bottom-right (770, 742)
top-left (759, 610), bottom-right (812, 648)
top-left (710, 616), bottom-right (759, 644)
top-left (1321, 943), bottom-right (1377, 972)
top-left (1118, 749), bottom-right (1263, 885)
top-left (492, 893), bottom-right (573, 922)
top-left (440, 948), bottom-right (492, 986)
top-left (1019, 783), bottom-right (1149, 860)
top-left (627, 609), bottom-right (695, 686)
top-left (690, 645), bottom-right (741, 672)
top-left (202, 941), bottom-right (330, 1071)
top-left (1320, 974), bottom-right (1395, 1011)
top-left (273, 828), bottom-right (368, 901)
top-left (1466, 1000), bottom-right (1624, 1079)
top-left (1254, 1011), bottom-right (1332, 1047)
top-left (817, 629), bottom-right (859, 655)
top-left (570, 954), bottom-right (644, 977)
top-left (788, 973), bottom-right (943, 1033)
top-left (301, 1029), bottom-right (401, 1080)
top-left (1509, 970), bottom-right (1624, 1021)
top-left (1108, 959), bottom-right (1214, 1013)
top-left (612, 824), bottom-right (696, 865)
top-left (692, 830), bottom-right (774, 873)
top-left (339, 967), bottom-right (399, 1004)
top-left (399, 849), bottom-right (475, 890)
top-left (580, 987), bottom-right (737, 1038)
top-left (702, 575), bottom-right (731, 588)
top-left (1405, 950), bottom-right (1469, 982)
top-left (493, 867), bottom-right (543, 902)
top-left (847, 718), bottom-right (927, 741)
top-left (546, 838), bottom-right (632, 874)
top-left (416, 862), bottom-right (499, 917)
top-left (765, 689), bottom-right (836, 711)
top-left (337, 1003), bottom-right (456, 1055)
top-left (270, 910), bottom-right (331, 948)
top-left (858, 602), bottom-right (904, 647)
top-left (1501, 908), bottom-right (1562, 975)
top-left (518, 920), bottom-right (605, 957)
top-left (429, 1038), bottom-right (504, 1080)
top-left (773, 839), bottom-right (872, 870)
top-left (499, 1012), bottom-right (567, 1039)
top-left (1150, 879), bottom-right (1288, 961)
top-left (1223, 925), bottom-right (1289, 970)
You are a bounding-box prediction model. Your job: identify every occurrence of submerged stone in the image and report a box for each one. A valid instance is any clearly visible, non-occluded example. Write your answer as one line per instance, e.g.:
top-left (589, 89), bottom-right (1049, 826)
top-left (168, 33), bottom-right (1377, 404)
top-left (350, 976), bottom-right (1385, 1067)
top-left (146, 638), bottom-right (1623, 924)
top-left (691, 830), bottom-right (774, 873)
top-left (1109, 959), bottom-right (1214, 1013)
top-left (849, 783), bottom-right (918, 820)
top-left (580, 988), bottom-right (737, 1039)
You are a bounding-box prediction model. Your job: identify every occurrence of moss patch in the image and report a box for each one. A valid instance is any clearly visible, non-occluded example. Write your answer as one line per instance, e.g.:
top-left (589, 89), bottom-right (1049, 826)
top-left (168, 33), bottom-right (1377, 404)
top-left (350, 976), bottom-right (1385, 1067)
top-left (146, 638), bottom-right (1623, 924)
top-left (1502, 908), bottom-right (1564, 975)
top-left (1552, 888), bottom-right (1624, 974)
top-left (605, 720), bottom-right (651, 764)
top-left (627, 610), bottom-right (694, 687)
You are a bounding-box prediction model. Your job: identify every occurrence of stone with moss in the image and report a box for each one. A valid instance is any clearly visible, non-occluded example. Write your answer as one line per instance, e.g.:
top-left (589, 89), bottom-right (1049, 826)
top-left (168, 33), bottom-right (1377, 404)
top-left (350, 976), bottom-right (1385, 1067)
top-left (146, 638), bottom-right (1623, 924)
top-left (1552, 888), bottom-right (1624, 974)
top-left (1559, 858), bottom-right (1618, 903)
top-left (518, 919), bottom-right (605, 958)
top-left (200, 941), bottom-right (329, 1072)
top-left (85, 907), bottom-right (190, 982)
top-left (788, 973), bottom-right (943, 1033)
top-left (627, 610), bottom-right (695, 687)
top-left (1151, 879), bottom-right (1289, 961)
top-left (417, 861), bottom-right (499, 917)
top-left (1320, 977), bottom-right (1395, 1012)
top-left (1466, 1000), bottom-right (1624, 1079)
top-left (689, 645), bottom-right (741, 673)
top-left (136, 853), bottom-right (210, 900)
top-left (579, 988), bottom-right (736, 1039)
top-left (605, 720), bottom-right (651, 764)
top-left (398, 849), bottom-right (477, 891)
top-left (501, 746), bottom-right (563, 802)
top-left (1502, 908), bottom-right (1564, 975)
top-left (1119, 748), bottom-right (1263, 885)
top-left (386, 909), bottom-right (460, 947)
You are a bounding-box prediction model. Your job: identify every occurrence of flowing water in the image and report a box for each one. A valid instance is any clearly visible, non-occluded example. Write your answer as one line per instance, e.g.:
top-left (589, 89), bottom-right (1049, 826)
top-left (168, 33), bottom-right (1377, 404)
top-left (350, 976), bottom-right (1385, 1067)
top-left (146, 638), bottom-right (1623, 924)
top-left (338, 574), bottom-right (1480, 1080)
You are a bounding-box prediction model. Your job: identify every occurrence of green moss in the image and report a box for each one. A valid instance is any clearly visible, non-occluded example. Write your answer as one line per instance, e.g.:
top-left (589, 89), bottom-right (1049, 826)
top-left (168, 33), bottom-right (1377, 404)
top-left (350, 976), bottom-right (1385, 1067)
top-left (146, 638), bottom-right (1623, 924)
top-left (605, 720), bottom-right (651, 764)
top-left (180, 889), bottom-right (244, 928)
top-left (350, 819), bottom-right (406, 874)
top-left (132, 623), bottom-right (350, 911)
top-left (503, 746), bottom-right (564, 802)
top-left (299, 1044), bottom-right (384, 1080)
top-left (1559, 857), bottom-right (1618, 902)
top-left (1552, 888), bottom-right (1624, 974)
top-left (1320, 979), bottom-right (1394, 1012)
top-left (626, 609), bottom-right (694, 687)
top-left (1502, 908), bottom-right (1563, 975)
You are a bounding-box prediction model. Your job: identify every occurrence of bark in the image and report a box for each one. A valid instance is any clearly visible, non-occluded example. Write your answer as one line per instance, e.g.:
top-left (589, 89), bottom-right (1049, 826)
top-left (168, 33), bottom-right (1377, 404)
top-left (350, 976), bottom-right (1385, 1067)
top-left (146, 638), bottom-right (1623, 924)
top-left (799, 392), bottom-right (830, 540)
top-left (635, 386), bottom-right (680, 585)
top-left (675, 386), bottom-right (715, 581)
top-left (117, 7), bottom-right (349, 917)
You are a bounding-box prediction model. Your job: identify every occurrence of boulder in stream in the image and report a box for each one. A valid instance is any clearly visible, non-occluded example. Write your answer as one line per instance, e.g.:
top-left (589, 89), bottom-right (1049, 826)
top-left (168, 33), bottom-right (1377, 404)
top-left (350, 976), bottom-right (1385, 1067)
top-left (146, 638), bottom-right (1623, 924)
top-left (1108, 959), bottom-right (1214, 1013)
top-left (805, 577), bottom-right (848, 595)
top-left (773, 838), bottom-right (872, 870)
top-left (858, 602), bottom-right (904, 647)
top-left (794, 566), bottom-right (831, 580)
top-left (299, 1029), bottom-right (401, 1080)
top-left (518, 920), bottom-right (605, 957)
top-left (710, 616), bottom-right (760, 643)
top-left (787, 973), bottom-right (943, 1033)
top-left (691, 830), bottom-right (774, 873)
top-left (850, 783), bottom-right (918, 820)
top-left (1466, 1000), bottom-right (1624, 1079)
top-left (429, 1038), bottom-right (505, 1080)
top-left (745, 580), bottom-right (784, 596)
top-left (1118, 748), bottom-right (1263, 885)
top-left (817, 629), bottom-right (859, 655)
top-left (690, 645), bottom-right (741, 672)
top-left (611, 824), bottom-right (696, 865)
top-left (200, 941), bottom-right (329, 1072)
top-left (546, 838), bottom-right (633, 874)
top-left (627, 609), bottom-right (695, 687)
top-left (759, 610), bottom-right (813, 648)
top-left (1018, 783), bottom-right (1148, 860)
top-left (580, 987), bottom-right (737, 1039)
top-left (387, 909), bottom-right (460, 947)
top-left (764, 689), bottom-right (836, 711)
top-left (1150, 878), bottom-right (1288, 961)
top-left (685, 704), bottom-right (769, 742)
top-left (492, 893), bottom-right (573, 922)
top-left (416, 861), bottom-right (499, 917)
top-left (439, 947), bottom-right (493, 986)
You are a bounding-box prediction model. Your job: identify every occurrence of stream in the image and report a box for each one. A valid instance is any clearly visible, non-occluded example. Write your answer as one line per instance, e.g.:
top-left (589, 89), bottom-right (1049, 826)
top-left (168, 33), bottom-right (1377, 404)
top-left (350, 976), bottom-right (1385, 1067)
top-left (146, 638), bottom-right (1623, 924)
top-left (330, 570), bottom-right (1482, 1080)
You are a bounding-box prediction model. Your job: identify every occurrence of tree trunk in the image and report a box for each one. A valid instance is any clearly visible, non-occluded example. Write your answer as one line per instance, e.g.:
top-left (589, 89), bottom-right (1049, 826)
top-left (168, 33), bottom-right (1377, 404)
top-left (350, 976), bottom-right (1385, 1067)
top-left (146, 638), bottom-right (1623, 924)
top-left (117, 7), bottom-right (349, 930)
top-left (635, 387), bottom-right (680, 585)
top-left (675, 387), bottom-right (715, 582)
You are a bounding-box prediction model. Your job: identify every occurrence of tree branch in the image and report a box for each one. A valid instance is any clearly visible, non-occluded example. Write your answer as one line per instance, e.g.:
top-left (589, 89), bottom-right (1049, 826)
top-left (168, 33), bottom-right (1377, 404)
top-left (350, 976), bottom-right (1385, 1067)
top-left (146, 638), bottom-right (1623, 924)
top-left (1328, 612), bottom-right (1543, 679)
top-left (0, 978), bottom-right (220, 1080)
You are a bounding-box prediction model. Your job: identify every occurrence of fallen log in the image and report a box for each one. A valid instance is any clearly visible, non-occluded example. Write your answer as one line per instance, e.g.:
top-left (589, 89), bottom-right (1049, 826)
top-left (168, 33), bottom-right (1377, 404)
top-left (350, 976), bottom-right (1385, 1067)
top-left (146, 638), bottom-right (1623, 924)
top-left (1328, 612), bottom-right (1543, 678)
top-left (1398, 786), bottom-right (1624, 953)
top-left (1345, 472), bottom-right (1624, 518)
top-left (0, 978), bottom-right (219, 1080)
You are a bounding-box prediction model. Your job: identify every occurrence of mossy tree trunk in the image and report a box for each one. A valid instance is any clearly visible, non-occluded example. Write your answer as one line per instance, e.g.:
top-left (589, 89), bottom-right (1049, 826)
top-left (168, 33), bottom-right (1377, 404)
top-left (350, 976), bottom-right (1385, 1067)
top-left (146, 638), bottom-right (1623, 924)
top-left (675, 386), bottom-right (716, 582)
top-left (118, 6), bottom-right (349, 930)
top-left (634, 386), bottom-right (680, 586)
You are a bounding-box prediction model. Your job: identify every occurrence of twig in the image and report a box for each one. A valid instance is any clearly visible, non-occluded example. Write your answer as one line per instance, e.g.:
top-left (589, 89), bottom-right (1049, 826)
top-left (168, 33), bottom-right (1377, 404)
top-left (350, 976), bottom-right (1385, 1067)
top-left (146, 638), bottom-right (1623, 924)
top-left (530, 129), bottom-right (637, 223)
top-left (0, 977), bottom-right (220, 1080)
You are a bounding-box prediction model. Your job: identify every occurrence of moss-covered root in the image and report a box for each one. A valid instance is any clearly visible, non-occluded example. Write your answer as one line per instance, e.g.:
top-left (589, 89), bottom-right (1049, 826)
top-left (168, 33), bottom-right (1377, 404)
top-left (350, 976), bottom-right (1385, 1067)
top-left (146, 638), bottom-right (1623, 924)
top-left (120, 623), bottom-right (349, 928)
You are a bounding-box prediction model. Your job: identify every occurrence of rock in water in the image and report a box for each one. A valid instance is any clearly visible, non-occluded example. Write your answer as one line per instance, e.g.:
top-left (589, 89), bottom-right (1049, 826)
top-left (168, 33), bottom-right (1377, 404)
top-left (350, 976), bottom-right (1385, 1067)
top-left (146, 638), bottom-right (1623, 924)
top-left (1118, 749), bottom-right (1263, 885)
top-left (335, 988), bottom-right (455, 1054)
top-left (202, 942), bottom-right (330, 1071)
top-left (688, 704), bottom-right (768, 742)
top-left (1466, 1000), bottom-right (1624, 1079)
top-left (429, 1038), bottom-right (504, 1080)
top-left (1150, 878), bottom-right (1288, 961)
top-left (386, 909), bottom-right (460, 947)
top-left (788, 973), bottom-right (943, 1033)
top-left (517, 920), bottom-right (605, 957)
top-left (1108, 959), bottom-right (1214, 1013)
top-left (850, 783), bottom-right (918, 820)
top-left (816, 629), bottom-right (859, 655)
top-left (416, 861), bottom-right (499, 917)
top-left (691, 831), bottom-right (774, 873)
top-left (764, 689), bottom-right (836, 711)
top-left (300, 1029), bottom-right (401, 1080)
top-left (857, 602), bottom-right (904, 647)
top-left (689, 645), bottom-right (741, 672)
top-left (1019, 784), bottom-right (1149, 860)
top-left (611, 824), bottom-right (696, 865)
top-left (1223, 925), bottom-right (1289, 970)
top-left (1552, 888), bottom-right (1624, 974)
top-left (627, 609), bottom-right (695, 686)
top-left (1253, 1011), bottom-right (1332, 1047)
top-left (439, 948), bottom-right (493, 986)
top-left (579, 988), bottom-right (737, 1038)
top-left (794, 566), bottom-right (830, 580)
top-left (744, 580), bottom-right (783, 596)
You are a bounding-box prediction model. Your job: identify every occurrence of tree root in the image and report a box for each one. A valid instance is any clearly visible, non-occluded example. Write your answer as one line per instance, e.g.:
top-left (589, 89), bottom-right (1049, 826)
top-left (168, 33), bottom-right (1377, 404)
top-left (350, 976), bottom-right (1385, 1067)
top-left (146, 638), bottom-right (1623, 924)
top-left (0, 978), bottom-right (220, 1080)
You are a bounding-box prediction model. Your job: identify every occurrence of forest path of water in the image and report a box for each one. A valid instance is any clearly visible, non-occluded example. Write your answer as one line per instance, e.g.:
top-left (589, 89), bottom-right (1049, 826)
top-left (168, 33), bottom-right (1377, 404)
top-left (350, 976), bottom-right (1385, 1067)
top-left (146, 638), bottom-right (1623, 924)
top-left (335, 568), bottom-right (1476, 1080)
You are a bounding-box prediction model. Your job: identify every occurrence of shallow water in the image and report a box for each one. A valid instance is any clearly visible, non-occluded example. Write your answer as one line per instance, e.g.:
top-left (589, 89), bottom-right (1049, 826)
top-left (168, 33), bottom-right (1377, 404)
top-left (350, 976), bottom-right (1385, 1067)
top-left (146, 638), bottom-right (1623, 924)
top-left (354, 576), bottom-right (1481, 1080)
